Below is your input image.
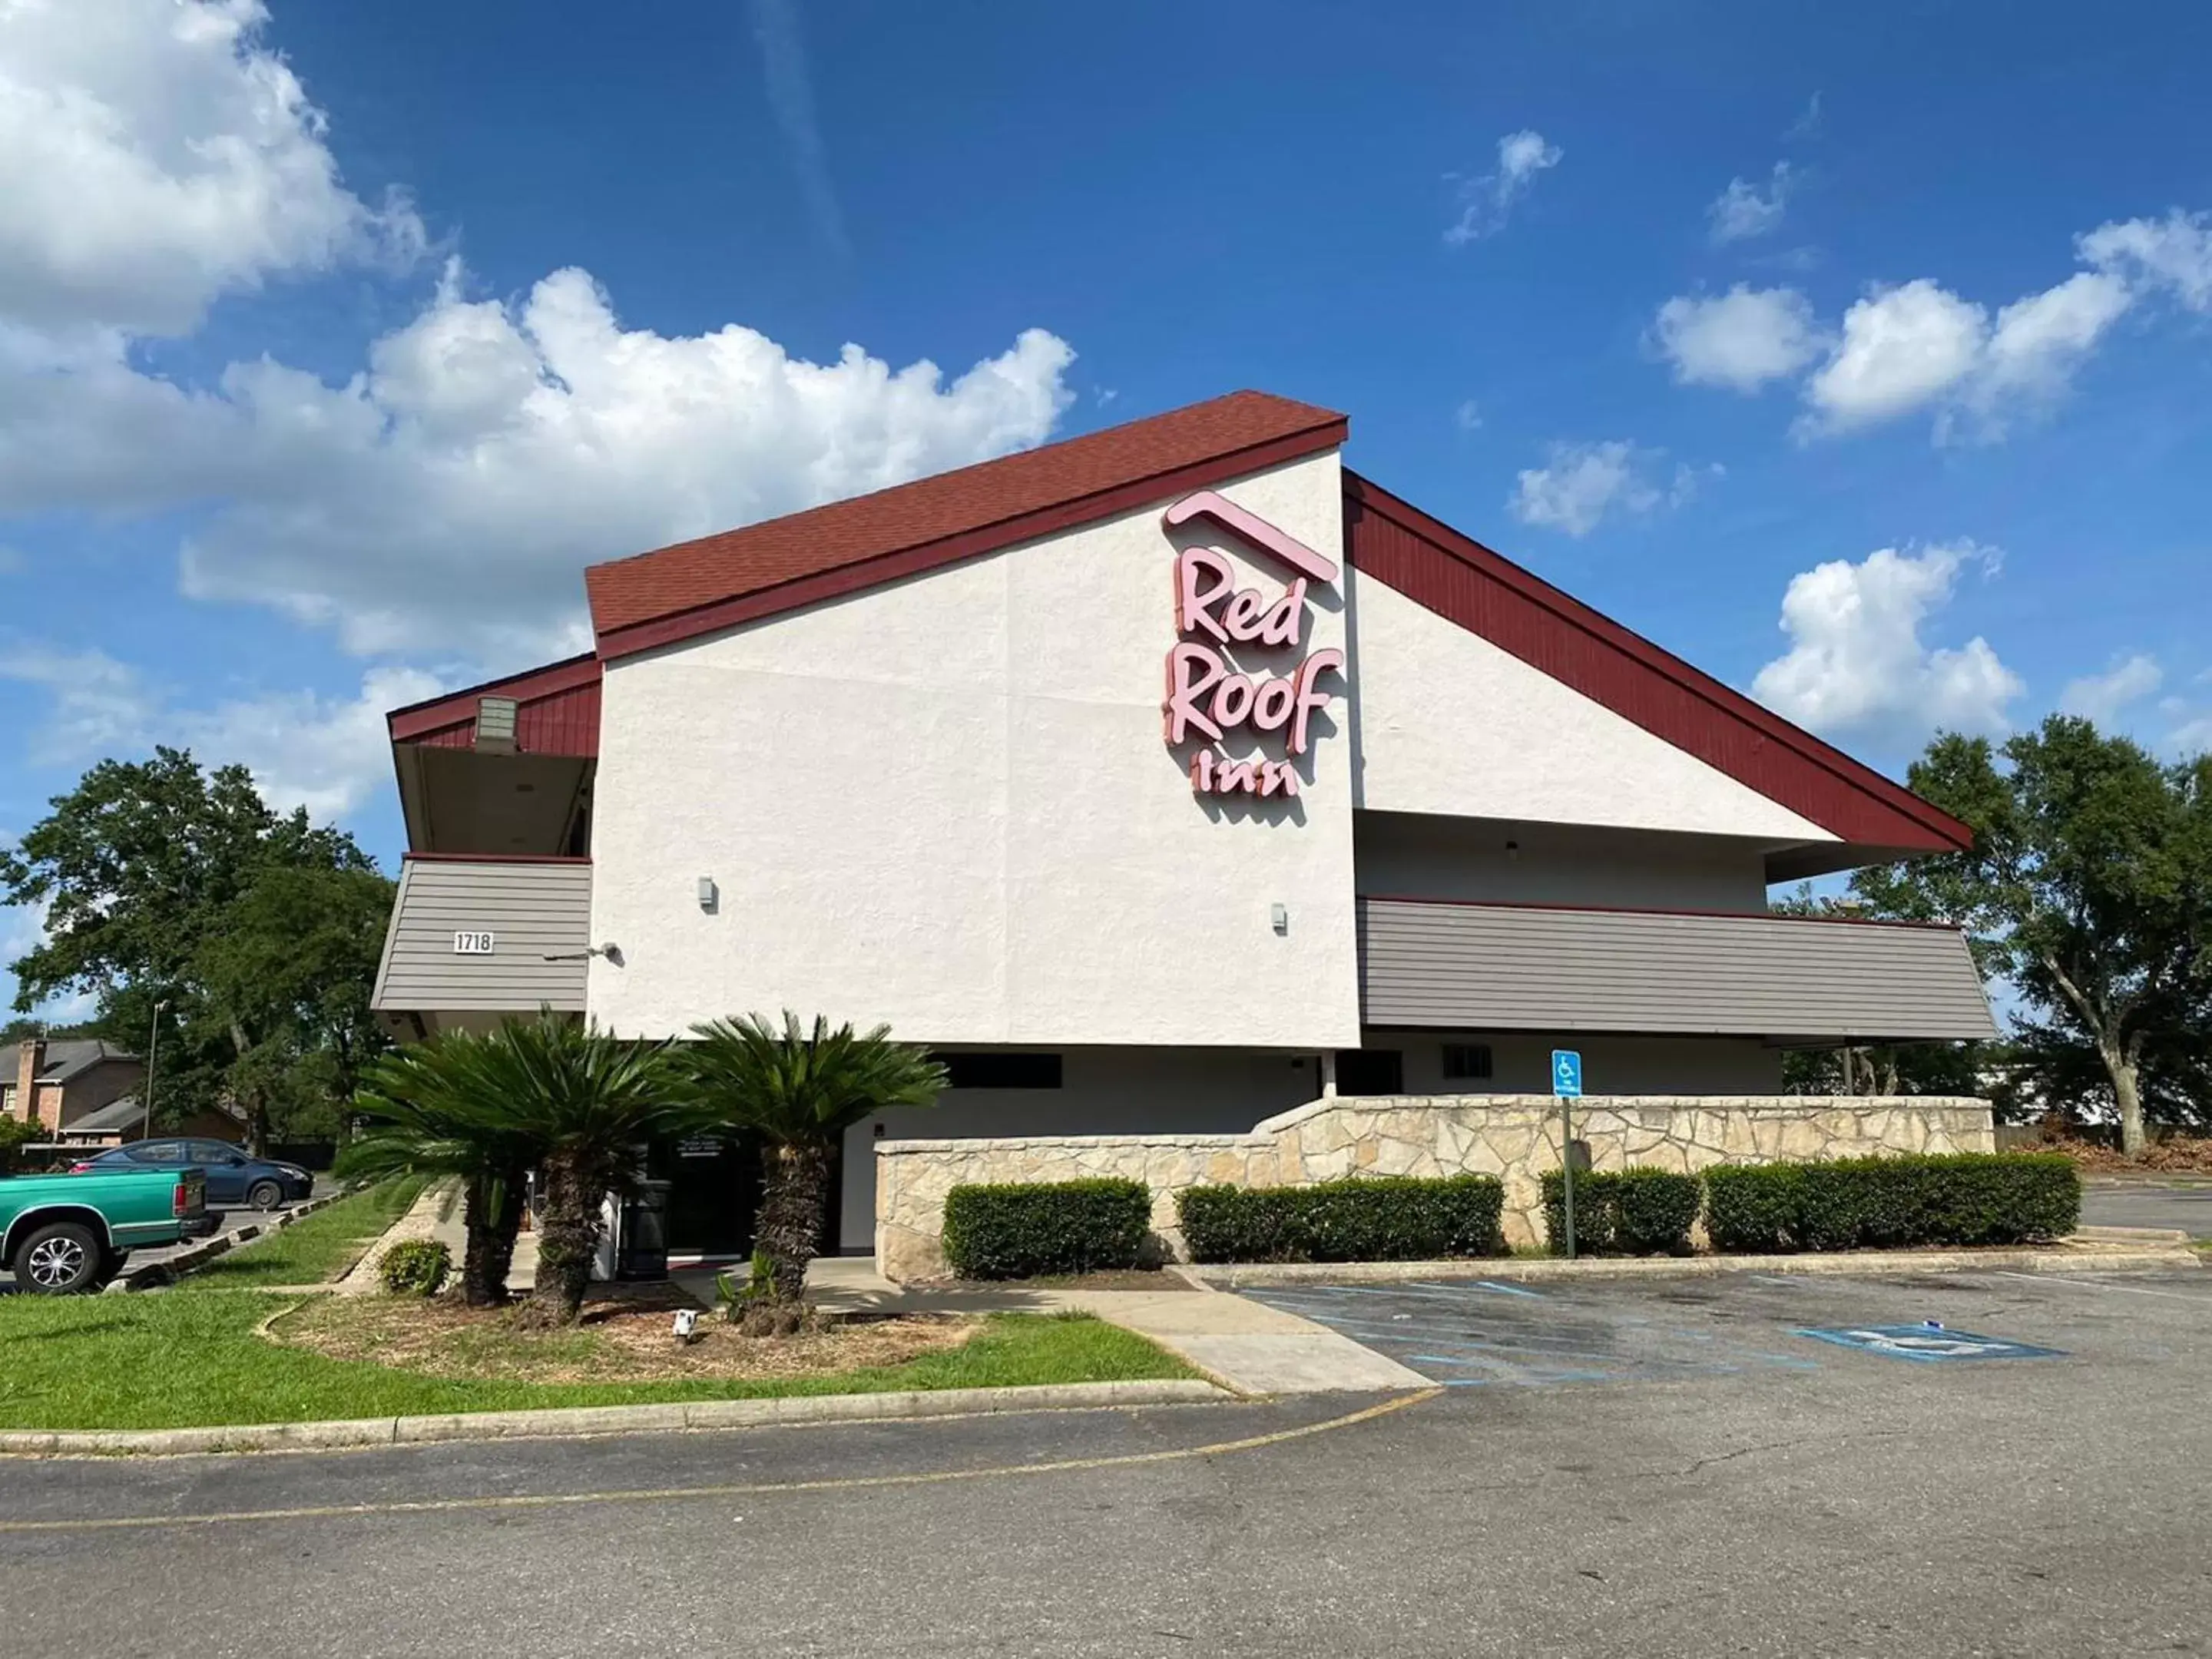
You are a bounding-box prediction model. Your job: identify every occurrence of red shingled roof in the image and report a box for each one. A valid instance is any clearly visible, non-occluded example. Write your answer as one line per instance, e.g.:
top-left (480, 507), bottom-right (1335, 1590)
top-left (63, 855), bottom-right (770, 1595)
top-left (585, 389), bottom-right (1349, 660)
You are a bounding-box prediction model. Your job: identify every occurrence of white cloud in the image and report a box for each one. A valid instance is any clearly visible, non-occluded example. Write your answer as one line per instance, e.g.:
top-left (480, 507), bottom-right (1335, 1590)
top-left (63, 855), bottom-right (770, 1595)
top-left (0, 2), bottom-right (1080, 660)
top-left (0, 266), bottom-right (1078, 657)
top-left (1508, 440), bottom-right (1710, 537)
top-left (1454, 398), bottom-right (1482, 431)
top-left (1445, 129), bottom-right (1561, 245)
top-left (1657, 207), bottom-right (2212, 439)
top-left (0, 0), bottom-right (420, 337)
top-left (1708, 164), bottom-right (1795, 244)
top-left (1800, 279), bottom-right (1991, 432)
top-left (2058, 653), bottom-right (2163, 725)
top-left (2079, 209), bottom-right (2212, 312)
top-left (1784, 92), bottom-right (1823, 142)
top-left (0, 647), bottom-right (446, 822)
top-left (1651, 285), bottom-right (1823, 391)
top-left (1752, 542), bottom-right (2023, 743)
top-left (1968, 270), bottom-right (2134, 432)
top-left (2171, 714), bottom-right (2212, 757)
top-left (1796, 270), bottom-right (2134, 440)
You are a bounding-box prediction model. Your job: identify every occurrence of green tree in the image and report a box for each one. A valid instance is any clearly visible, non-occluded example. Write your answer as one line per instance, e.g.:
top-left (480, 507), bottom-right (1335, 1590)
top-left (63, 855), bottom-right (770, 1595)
top-left (0, 749), bottom-right (391, 1144)
top-left (192, 864), bottom-right (396, 1150)
top-left (680, 1013), bottom-right (945, 1309)
top-left (1853, 719), bottom-right (2212, 1154)
top-left (346, 1031), bottom-right (538, 1306)
top-left (1770, 884), bottom-right (1992, 1099)
top-left (503, 1014), bottom-right (695, 1326)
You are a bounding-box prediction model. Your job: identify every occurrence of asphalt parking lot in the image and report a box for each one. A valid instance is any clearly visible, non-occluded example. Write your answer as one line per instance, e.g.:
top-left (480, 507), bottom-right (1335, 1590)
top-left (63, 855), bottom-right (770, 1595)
top-left (1236, 1269), bottom-right (2106, 1388)
top-left (3, 1263), bottom-right (2208, 1657)
top-left (2080, 1178), bottom-right (2212, 1237)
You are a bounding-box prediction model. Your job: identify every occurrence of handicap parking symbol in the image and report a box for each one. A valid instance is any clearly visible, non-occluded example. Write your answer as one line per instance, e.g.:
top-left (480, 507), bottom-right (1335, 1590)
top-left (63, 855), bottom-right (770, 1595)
top-left (1795, 1325), bottom-right (2065, 1363)
top-left (1551, 1050), bottom-right (1581, 1098)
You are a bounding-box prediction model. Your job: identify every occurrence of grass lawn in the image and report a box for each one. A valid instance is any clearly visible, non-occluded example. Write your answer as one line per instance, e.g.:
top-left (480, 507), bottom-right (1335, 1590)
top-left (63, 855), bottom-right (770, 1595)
top-left (184, 1176), bottom-right (432, 1287)
top-left (0, 1293), bottom-right (1192, 1432)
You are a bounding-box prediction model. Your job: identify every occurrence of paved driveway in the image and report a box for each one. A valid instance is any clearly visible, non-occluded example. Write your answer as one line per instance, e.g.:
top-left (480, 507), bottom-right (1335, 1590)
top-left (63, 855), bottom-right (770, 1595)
top-left (4, 1265), bottom-right (2209, 1657)
top-left (1236, 1265), bottom-right (2183, 1389)
top-left (2081, 1179), bottom-right (2212, 1237)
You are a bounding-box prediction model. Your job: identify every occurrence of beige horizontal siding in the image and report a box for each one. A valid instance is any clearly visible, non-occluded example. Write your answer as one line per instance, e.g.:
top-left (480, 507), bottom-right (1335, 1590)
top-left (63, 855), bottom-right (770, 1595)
top-left (1358, 899), bottom-right (1996, 1041)
top-left (373, 860), bottom-right (591, 1013)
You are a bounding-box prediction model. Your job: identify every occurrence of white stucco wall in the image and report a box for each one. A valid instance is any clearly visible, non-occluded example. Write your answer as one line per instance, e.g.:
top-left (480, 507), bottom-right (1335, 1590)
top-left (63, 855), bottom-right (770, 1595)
top-left (588, 448), bottom-right (1362, 1051)
top-left (1354, 811), bottom-right (1772, 911)
top-left (1347, 569), bottom-right (1836, 844)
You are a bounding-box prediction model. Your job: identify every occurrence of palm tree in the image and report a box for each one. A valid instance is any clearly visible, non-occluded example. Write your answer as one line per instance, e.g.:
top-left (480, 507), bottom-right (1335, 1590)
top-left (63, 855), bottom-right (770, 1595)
top-left (351, 1013), bottom-right (697, 1325)
top-left (488, 1013), bottom-right (696, 1326)
top-left (681, 1012), bottom-right (945, 1309)
top-left (348, 1030), bottom-right (537, 1306)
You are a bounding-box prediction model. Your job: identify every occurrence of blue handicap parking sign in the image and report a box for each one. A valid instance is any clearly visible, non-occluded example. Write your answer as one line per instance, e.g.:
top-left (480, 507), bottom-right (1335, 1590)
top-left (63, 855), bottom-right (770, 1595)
top-left (1795, 1325), bottom-right (2065, 1363)
top-left (1551, 1050), bottom-right (1582, 1098)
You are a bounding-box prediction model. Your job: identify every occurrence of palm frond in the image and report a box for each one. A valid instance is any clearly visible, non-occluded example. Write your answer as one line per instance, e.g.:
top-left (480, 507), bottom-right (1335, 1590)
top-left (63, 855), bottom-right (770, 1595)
top-left (680, 1011), bottom-right (946, 1143)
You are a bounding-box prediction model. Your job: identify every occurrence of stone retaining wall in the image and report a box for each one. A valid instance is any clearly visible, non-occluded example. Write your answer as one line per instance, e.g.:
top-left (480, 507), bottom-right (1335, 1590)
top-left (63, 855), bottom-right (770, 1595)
top-left (875, 1093), bottom-right (1995, 1280)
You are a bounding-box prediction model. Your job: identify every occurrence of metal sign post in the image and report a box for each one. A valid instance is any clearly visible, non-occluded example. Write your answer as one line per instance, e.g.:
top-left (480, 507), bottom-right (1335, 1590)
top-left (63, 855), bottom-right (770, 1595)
top-left (1551, 1050), bottom-right (1582, 1260)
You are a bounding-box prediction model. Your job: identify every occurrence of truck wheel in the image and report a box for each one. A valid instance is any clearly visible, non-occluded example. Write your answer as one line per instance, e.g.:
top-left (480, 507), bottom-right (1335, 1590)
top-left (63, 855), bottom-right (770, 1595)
top-left (15, 1221), bottom-right (103, 1294)
top-left (247, 1180), bottom-right (284, 1211)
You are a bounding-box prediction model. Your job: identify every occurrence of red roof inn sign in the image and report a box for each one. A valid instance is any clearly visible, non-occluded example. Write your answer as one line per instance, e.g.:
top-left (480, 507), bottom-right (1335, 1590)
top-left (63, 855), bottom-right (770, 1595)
top-left (1160, 491), bottom-right (1345, 800)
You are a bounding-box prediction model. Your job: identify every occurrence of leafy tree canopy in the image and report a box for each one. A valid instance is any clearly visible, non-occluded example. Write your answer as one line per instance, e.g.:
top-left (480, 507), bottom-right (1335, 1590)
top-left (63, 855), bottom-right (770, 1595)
top-left (1847, 717), bottom-right (2212, 1151)
top-left (0, 747), bottom-right (393, 1146)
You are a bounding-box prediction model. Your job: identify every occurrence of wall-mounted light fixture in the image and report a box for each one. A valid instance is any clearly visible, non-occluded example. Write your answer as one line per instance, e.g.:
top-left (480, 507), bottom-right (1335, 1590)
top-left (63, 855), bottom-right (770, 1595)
top-left (542, 942), bottom-right (623, 965)
top-left (1270, 902), bottom-right (1289, 935)
top-left (697, 876), bottom-right (719, 914)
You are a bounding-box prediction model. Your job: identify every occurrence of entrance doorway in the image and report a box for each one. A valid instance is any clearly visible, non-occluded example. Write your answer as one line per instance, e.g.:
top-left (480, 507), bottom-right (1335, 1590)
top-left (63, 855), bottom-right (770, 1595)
top-left (651, 1131), bottom-right (761, 1259)
top-left (647, 1131), bottom-right (846, 1260)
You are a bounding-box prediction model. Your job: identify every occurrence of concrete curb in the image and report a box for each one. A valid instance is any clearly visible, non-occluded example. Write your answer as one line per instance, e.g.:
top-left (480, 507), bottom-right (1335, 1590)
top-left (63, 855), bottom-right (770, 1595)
top-left (1190, 1243), bottom-right (2203, 1289)
top-left (0, 1378), bottom-right (1230, 1459)
top-left (107, 1190), bottom-right (349, 1293)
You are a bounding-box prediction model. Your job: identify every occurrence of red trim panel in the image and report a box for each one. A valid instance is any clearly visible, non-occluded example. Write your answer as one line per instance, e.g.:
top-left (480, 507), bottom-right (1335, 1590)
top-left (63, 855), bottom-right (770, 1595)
top-left (401, 852), bottom-right (593, 865)
top-left (389, 654), bottom-right (602, 757)
top-left (1356, 892), bottom-right (1966, 932)
top-left (596, 420), bottom-right (1346, 662)
top-left (589, 391), bottom-right (1345, 633)
top-left (1342, 472), bottom-right (1972, 854)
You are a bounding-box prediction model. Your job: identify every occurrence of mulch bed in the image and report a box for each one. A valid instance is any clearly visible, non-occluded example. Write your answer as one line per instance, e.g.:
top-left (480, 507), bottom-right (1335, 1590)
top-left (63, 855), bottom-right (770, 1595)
top-left (2032, 1134), bottom-right (2212, 1174)
top-left (273, 1283), bottom-right (977, 1384)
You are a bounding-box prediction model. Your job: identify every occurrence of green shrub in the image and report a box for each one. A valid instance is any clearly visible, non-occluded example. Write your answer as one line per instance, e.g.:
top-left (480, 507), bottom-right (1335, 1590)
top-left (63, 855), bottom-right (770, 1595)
top-left (1175, 1174), bottom-right (1506, 1263)
top-left (1539, 1167), bottom-right (1702, 1255)
top-left (941, 1178), bottom-right (1153, 1280)
top-left (1704, 1153), bottom-right (2081, 1253)
top-left (0, 1114), bottom-right (39, 1174)
top-left (377, 1238), bottom-right (451, 1296)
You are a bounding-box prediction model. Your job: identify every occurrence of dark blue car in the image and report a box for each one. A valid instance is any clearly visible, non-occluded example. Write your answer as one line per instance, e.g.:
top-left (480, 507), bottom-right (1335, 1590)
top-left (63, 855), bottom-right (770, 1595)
top-left (72, 1139), bottom-right (313, 1211)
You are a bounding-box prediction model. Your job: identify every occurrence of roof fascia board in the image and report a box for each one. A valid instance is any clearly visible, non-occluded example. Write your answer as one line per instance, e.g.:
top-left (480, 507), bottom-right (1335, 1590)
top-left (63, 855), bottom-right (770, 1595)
top-left (594, 418), bottom-right (1346, 663)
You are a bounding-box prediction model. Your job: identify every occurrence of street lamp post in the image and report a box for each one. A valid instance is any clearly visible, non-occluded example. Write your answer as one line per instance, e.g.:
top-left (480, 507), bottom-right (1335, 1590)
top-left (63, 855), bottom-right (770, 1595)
top-left (140, 999), bottom-right (168, 1143)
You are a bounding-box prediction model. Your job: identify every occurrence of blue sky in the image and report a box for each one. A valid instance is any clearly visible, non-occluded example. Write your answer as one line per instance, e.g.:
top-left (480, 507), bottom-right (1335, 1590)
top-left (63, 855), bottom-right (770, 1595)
top-left (2, 0), bottom-right (2209, 1013)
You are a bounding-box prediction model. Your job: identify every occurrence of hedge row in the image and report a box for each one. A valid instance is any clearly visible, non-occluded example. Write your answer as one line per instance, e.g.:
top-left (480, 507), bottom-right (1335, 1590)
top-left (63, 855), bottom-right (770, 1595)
top-left (936, 1154), bottom-right (2081, 1276)
top-left (941, 1177), bottom-right (1152, 1279)
top-left (1540, 1167), bottom-right (1702, 1256)
top-left (1177, 1174), bottom-right (1505, 1263)
top-left (1704, 1153), bottom-right (2080, 1253)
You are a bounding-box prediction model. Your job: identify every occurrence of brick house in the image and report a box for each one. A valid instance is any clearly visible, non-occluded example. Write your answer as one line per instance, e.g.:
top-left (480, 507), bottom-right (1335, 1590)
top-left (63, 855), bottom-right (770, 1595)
top-left (2, 1038), bottom-right (146, 1137)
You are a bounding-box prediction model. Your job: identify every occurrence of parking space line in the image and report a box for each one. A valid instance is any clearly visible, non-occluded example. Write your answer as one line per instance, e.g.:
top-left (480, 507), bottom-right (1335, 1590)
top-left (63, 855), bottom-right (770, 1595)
top-left (1988, 1271), bottom-right (2212, 1303)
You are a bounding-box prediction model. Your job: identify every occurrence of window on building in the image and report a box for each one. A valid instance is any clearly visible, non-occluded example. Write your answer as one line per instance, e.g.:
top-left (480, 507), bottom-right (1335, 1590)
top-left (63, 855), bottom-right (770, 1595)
top-left (936, 1052), bottom-right (1063, 1090)
top-left (1442, 1043), bottom-right (1495, 1081)
top-left (1333, 1048), bottom-right (1404, 1095)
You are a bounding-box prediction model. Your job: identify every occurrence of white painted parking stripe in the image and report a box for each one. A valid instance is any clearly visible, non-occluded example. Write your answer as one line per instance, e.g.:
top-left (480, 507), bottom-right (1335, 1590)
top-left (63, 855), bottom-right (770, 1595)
top-left (1988, 1271), bottom-right (2212, 1303)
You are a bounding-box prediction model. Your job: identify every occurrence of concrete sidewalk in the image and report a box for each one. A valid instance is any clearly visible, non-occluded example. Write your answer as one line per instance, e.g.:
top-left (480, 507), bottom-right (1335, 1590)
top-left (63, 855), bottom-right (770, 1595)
top-left (671, 1259), bottom-right (1429, 1396)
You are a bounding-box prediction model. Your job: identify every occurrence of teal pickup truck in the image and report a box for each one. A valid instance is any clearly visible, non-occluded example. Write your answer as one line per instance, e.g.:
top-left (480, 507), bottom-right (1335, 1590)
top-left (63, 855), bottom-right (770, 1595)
top-left (0, 1164), bottom-right (216, 1293)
